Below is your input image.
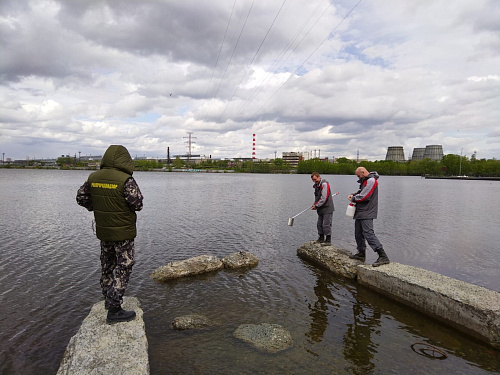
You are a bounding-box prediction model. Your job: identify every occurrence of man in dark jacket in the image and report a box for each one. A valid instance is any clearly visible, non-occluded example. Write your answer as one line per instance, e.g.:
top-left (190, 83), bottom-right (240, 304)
top-left (348, 167), bottom-right (389, 267)
top-left (311, 172), bottom-right (335, 244)
top-left (76, 145), bottom-right (143, 324)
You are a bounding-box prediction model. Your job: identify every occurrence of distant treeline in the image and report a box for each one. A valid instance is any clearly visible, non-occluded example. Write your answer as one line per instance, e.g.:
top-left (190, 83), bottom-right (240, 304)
top-left (297, 155), bottom-right (500, 177)
top-left (10, 154), bottom-right (498, 177)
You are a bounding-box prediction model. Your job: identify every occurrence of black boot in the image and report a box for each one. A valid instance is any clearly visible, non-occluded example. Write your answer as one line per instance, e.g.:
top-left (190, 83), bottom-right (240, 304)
top-left (315, 234), bottom-right (324, 243)
top-left (349, 251), bottom-right (366, 262)
top-left (323, 235), bottom-right (331, 244)
top-left (104, 300), bottom-right (110, 310)
top-left (372, 248), bottom-right (390, 267)
top-left (106, 305), bottom-right (136, 325)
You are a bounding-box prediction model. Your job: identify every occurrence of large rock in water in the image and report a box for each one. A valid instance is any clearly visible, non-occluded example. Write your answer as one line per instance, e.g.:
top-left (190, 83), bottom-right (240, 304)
top-left (297, 241), bottom-right (359, 279)
top-left (151, 254), bottom-right (223, 281)
top-left (56, 297), bottom-right (149, 375)
top-left (221, 251), bottom-right (259, 269)
top-left (233, 323), bottom-right (293, 353)
top-left (171, 314), bottom-right (219, 330)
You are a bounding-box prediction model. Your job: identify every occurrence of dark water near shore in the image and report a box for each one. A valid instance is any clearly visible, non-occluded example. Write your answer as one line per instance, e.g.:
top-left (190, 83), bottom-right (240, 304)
top-left (0, 169), bottom-right (499, 374)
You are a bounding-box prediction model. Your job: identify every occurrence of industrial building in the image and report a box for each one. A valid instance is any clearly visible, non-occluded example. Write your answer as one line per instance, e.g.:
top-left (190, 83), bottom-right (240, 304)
top-left (282, 152), bottom-right (304, 167)
top-left (410, 145), bottom-right (444, 161)
top-left (422, 145), bottom-right (444, 161)
top-left (386, 145), bottom-right (444, 162)
top-left (411, 148), bottom-right (426, 160)
top-left (385, 146), bottom-right (406, 162)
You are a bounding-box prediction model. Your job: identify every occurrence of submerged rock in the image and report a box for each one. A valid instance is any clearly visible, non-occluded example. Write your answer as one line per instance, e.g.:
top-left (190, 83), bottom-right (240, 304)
top-left (297, 241), bottom-right (359, 279)
top-left (56, 297), bottom-right (149, 375)
top-left (233, 323), bottom-right (293, 353)
top-left (171, 314), bottom-right (218, 330)
top-left (151, 254), bottom-right (223, 281)
top-left (221, 251), bottom-right (259, 269)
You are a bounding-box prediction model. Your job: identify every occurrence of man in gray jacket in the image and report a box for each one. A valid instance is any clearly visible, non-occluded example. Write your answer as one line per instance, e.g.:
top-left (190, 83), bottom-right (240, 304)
top-left (311, 172), bottom-right (334, 244)
top-left (348, 167), bottom-right (389, 267)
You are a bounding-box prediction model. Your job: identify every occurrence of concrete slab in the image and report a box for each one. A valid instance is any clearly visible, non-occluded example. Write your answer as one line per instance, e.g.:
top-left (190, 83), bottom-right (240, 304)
top-left (356, 263), bottom-right (500, 349)
top-left (57, 297), bottom-right (149, 375)
top-left (297, 241), bottom-right (359, 280)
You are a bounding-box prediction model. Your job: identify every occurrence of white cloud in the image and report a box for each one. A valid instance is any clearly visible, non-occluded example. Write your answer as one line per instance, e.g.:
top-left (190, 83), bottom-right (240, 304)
top-left (0, 0), bottom-right (499, 161)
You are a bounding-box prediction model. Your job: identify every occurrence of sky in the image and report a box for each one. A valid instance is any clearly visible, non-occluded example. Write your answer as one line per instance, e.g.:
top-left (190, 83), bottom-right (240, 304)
top-left (1, 0), bottom-right (499, 161)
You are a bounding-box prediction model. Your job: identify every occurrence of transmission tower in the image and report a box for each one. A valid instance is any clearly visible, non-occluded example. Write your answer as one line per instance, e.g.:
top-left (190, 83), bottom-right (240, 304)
top-left (184, 132), bottom-right (197, 164)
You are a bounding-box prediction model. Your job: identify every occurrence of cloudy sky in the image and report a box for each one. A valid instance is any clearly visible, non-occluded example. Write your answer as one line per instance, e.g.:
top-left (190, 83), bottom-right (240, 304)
top-left (1, 0), bottom-right (499, 161)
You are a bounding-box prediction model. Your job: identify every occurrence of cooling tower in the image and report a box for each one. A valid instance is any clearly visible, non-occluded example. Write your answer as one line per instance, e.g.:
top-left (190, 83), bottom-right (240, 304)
top-left (411, 148), bottom-right (426, 161)
top-left (385, 146), bottom-right (405, 162)
top-left (423, 145), bottom-right (444, 161)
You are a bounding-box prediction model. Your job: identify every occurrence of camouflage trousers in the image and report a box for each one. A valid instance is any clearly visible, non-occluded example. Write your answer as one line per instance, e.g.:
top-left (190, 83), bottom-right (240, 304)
top-left (100, 239), bottom-right (135, 307)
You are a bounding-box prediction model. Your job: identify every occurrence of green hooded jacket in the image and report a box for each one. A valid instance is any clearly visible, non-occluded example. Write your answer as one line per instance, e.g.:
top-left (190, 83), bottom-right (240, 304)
top-left (87, 145), bottom-right (137, 241)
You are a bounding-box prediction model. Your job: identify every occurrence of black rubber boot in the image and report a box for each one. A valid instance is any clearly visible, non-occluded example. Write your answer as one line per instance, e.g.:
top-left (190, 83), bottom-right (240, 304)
top-left (349, 251), bottom-right (366, 262)
top-left (323, 235), bottom-right (331, 244)
top-left (316, 234), bottom-right (325, 243)
top-left (104, 300), bottom-right (110, 310)
top-left (372, 248), bottom-right (390, 267)
top-left (106, 305), bottom-right (136, 325)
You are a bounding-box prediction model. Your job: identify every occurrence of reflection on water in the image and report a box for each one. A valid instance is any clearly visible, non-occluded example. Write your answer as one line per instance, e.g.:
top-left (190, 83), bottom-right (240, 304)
top-left (303, 265), bottom-right (500, 374)
top-left (306, 267), bottom-right (380, 374)
top-left (342, 294), bottom-right (380, 374)
top-left (0, 170), bottom-right (499, 375)
top-left (307, 270), bottom-right (341, 344)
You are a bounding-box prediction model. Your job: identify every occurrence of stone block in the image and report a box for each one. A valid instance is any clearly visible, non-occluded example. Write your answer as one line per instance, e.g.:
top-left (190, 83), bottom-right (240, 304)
top-left (57, 297), bottom-right (149, 375)
top-left (297, 241), bottom-right (359, 279)
top-left (151, 254), bottom-right (223, 281)
top-left (357, 263), bottom-right (500, 349)
top-left (221, 251), bottom-right (259, 269)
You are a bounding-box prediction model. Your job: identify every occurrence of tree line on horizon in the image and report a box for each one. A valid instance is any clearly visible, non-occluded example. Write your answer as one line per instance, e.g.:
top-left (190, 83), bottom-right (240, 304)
top-left (9, 154), bottom-right (499, 177)
top-left (296, 155), bottom-right (500, 177)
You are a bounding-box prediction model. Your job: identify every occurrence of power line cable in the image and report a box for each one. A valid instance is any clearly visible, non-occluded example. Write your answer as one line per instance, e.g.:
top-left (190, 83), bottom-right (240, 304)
top-left (195, 0), bottom-right (361, 159)
top-left (201, 0), bottom-right (327, 130)
top-left (215, 0), bottom-right (288, 124)
top-left (212, 0), bottom-right (255, 101)
top-left (228, 0), bottom-right (330, 123)
top-left (203, 0), bottom-right (237, 102)
top-left (198, 0), bottom-right (238, 122)
top-left (244, 0), bottom-right (363, 124)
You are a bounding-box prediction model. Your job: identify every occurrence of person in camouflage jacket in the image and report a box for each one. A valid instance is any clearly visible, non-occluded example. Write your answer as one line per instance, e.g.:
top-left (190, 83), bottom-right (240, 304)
top-left (77, 145), bottom-right (143, 324)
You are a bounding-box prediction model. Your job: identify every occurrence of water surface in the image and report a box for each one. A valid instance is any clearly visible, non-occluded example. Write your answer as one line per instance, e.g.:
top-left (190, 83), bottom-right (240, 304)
top-left (0, 170), bottom-right (499, 374)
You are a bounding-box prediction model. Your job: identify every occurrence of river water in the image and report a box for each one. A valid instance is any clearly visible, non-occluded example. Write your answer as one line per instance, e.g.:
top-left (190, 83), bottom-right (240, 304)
top-left (0, 169), bottom-right (499, 374)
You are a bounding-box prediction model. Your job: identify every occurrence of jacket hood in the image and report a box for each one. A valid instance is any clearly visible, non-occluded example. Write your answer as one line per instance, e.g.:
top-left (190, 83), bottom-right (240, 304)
top-left (313, 178), bottom-right (327, 187)
top-left (100, 145), bottom-right (134, 175)
top-left (358, 171), bottom-right (379, 183)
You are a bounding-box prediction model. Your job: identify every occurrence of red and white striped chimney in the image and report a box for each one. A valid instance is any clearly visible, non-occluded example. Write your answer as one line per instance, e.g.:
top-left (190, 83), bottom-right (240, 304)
top-left (252, 134), bottom-right (256, 159)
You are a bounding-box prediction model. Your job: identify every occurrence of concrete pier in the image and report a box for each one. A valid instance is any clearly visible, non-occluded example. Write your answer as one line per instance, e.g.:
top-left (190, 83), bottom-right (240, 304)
top-left (57, 297), bottom-right (149, 375)
top-left (297, 241), bottom-right (500, 349)
top-left (297, 242), bottom-right (359, 279)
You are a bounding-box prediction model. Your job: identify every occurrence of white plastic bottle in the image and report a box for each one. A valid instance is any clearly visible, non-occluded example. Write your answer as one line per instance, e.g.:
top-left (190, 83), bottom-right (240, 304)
top-left (346, 202), bottom-right (356, 217)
